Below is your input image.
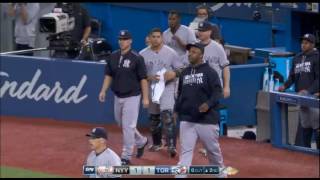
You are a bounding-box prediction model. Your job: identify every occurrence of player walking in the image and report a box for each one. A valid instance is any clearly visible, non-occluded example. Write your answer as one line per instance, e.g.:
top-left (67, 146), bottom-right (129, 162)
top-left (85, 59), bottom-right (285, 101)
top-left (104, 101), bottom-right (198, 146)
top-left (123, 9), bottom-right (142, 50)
top-left (175, 43), bottom-right (226, 178)
top-left (99, 30), bottom-right (149, 165)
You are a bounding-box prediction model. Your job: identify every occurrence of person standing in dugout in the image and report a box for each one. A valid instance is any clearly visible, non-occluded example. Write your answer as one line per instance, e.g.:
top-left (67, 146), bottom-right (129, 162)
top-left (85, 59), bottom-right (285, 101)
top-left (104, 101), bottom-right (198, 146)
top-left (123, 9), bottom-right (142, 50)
top-left (279, 33), bottom-right (319, 149)
top-left (174, 43), bottom-right (226, 178)
top-left (99, 30), bottom-right (149, 165)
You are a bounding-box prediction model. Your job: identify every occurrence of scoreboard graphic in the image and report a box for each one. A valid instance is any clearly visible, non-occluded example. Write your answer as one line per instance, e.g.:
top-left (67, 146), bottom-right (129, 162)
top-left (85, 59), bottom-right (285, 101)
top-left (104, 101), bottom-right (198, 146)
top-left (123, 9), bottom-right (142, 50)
top-left (83, 165), bottom-right (239, 176)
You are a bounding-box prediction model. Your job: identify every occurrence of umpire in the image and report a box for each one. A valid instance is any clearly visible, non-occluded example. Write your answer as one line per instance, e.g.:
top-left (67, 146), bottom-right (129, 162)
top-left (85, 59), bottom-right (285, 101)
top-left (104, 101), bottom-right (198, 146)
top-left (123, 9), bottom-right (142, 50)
top-left (98, 30), bottom-right (149, 165)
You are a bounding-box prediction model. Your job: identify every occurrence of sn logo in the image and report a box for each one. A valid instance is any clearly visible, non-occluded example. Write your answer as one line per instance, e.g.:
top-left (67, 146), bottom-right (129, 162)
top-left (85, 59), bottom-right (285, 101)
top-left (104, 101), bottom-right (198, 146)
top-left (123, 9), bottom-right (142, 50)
top-left (83, 166), bottom-right (96, 175)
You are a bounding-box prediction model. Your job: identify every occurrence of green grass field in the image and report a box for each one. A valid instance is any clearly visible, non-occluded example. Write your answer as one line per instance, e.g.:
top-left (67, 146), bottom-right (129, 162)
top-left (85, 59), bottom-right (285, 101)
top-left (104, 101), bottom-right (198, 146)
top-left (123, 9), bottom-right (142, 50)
top-left (0, 166), bottom-right (68, 178)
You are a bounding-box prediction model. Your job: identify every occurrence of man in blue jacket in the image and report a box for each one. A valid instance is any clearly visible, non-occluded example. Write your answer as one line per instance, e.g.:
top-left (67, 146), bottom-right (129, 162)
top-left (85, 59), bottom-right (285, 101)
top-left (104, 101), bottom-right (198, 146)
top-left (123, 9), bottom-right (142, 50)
top-left (175, 43), bottom-right (226, 177)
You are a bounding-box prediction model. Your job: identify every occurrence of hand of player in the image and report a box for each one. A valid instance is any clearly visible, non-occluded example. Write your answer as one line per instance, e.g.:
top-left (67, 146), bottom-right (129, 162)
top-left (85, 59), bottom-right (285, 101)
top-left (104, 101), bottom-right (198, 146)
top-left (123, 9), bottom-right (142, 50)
top-left (278, 86), bottom-right (285, 92)
top-left (223, 87), bottom-right (230, 98)
top-left (99, 91), bottom-right (106, 102)
top-left (298, 89), bottom-right (308, 96)
top-left (147, 75), bottom-right (160, 82)
top-left (173, 112), bottom-right (178, 121)
top-left (164, 71), bottom-right (176, 81)
top-left (314, 92), bottom-right (320, 98)
top-left (172, 35), bottom-right (185, 47)
top-left (142, 98), bottom-right (149, 109)
top-left (172, 35), bottom-right (180, 41)
top-left (199, 103), bottom-right (209, 113)
top-left (80, 39), bottom-right (88, 46)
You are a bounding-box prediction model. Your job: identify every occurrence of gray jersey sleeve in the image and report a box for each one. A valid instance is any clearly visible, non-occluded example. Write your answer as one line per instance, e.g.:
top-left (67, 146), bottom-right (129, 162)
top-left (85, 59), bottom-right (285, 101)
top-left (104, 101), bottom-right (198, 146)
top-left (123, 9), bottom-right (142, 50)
top-left (171, 50), bottom-right (184, 70)
top-left (187, 28), bottom-right (197, 44)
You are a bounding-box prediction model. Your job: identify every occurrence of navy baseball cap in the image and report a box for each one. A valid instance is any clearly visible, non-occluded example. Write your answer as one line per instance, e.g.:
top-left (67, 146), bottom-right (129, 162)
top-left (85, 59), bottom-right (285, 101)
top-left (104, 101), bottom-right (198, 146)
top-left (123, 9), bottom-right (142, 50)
top-left (118, 30), bottom-right (132, 39)
top-left (86, 127), bottom-right (108, 139)
top-left (197, 21), bottom-right (212, 32)
top-left (186, 42), bottom-right (205, 54)
top-left (301, 33), bottom-right (315, 44)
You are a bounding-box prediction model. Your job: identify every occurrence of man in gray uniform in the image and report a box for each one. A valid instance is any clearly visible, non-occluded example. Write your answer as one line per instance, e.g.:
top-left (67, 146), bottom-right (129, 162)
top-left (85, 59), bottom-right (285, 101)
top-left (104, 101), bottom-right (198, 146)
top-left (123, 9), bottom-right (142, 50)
top-left (175, 43), bottom-right (226, 178)
top-left (163, 10), bottom-right (197, 58)
top-left (84, 127), bottom-right (121, 178)
top-left (164, 21), bottom-right (230, 98)
top-left (139, 28), bottom-right (183, 157)
top-left (99, 30), bottom-right (149, 165)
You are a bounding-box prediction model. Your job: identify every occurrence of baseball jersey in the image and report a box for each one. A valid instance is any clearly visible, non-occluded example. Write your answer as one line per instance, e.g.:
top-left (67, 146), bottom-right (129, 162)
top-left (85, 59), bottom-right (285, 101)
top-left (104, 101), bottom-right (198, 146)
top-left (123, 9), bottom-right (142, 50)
top-left (175, 63), bottom-right (222, 124)
top-left (139, 45), bottom-right (183, 111)
top-left (163, 25), bottom-right (197, 56)
top-left (203, 40), bottom-right (229, 86)
top-left (85, 148), bottom-right (121, 178)
top-left (105, 49), bottom-right (147, 98)
top-left (139, 45), bottom-right (183, 77)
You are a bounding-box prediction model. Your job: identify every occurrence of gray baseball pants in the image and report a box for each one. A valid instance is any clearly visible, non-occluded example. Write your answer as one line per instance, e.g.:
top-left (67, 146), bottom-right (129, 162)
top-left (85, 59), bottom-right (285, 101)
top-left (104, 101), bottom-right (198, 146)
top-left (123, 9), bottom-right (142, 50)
top-left (114, 94), bottom-right (147, 160)
top-left (176, 121), bottom-right (225, 178)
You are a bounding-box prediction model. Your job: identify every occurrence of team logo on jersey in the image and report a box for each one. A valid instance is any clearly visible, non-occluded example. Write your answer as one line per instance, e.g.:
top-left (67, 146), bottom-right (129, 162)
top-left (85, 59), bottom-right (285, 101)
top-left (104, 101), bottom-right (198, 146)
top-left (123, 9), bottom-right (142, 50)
top-left (183, 73), bottom-right (204, 85)
top-left (294, 61), bottom-right (311, 73)
top-left (123, 59), bottom-right (131, 68)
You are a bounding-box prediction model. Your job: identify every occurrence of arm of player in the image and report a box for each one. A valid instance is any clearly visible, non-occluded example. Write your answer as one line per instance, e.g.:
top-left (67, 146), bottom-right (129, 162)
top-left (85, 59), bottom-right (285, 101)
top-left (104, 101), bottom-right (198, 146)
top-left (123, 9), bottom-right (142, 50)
top-left (20, 4), bottom-right (28, 24)
top-left (164, 52), bottom-right (184, 81)
top-left (20, 3), bottom-right (40, 25)
top-left (174, 73), bottom-right (183, 113)
top-left (7, 3), bottom-right (16, 17)
top-left (306, 58), bottom-right (319, 94)
top-left (138, 56), bottom-right (149, 108)
top-left (140, 79), bottom-right (149, 108)
top-left (172, 35), bottom-right (187, 50)
top-left (81, 26), bottom-right (91, 45)
top-left (99, 75), bottom-right (112, 102)
top-left (81, 8), bottom-right (92, 45)
top-left (222, 66), bottom-right (230, 98)
top-left (217, 42), bottom-right (231, 99)
top-left (280, 60), bottom-right (296, 91)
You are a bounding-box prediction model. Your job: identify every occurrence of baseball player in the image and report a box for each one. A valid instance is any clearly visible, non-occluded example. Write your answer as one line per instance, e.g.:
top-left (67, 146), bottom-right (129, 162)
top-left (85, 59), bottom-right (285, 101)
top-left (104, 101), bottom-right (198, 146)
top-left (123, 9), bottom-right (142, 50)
top-left (163, 10), bottom-right (197, 58)
top-left (175, 43), bottom-right (226, 178)
top-left (139, 28), bottom-right (183, 157)
top-left (84, 127), bottom-right (121, 178)
top-left (99, 30), bottom-right (149, 165)
top-left (196, 20), bottom-right (230, 156)
top-left (164, 21), bottom-right (230, 98)
top-left (197, 21), bottom-right (230, 98)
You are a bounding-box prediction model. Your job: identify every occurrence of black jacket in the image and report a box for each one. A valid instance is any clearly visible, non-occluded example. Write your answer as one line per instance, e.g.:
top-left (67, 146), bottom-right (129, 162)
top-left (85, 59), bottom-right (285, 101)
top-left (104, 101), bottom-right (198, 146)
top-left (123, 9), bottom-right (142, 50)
top-left (174, 63), bottom-right (223, 124)
top-left (284, 49), bottom-right (319, 94)
top-left (105, 49), bottom-right (147, 98)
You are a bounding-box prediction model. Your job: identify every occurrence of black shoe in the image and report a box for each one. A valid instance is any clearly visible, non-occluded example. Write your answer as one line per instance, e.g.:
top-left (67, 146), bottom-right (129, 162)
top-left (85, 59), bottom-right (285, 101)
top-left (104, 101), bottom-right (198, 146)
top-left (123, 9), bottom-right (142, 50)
top-left (121, 159), bottom-right (131, 165)
top-left (168, 147), bottom-right (177, 158)
top-left (136, 138), bottom-right (148, 158)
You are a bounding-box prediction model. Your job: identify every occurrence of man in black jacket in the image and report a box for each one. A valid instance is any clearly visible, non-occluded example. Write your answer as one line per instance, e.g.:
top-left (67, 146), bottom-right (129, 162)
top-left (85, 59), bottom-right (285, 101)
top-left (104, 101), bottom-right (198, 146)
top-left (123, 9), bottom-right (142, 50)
top-left (174, 43), bottom-right (226, 178)
top-left (98, 30), bottom-right (149, 165)
top-left (279, 33), bottom-right (319, 149)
